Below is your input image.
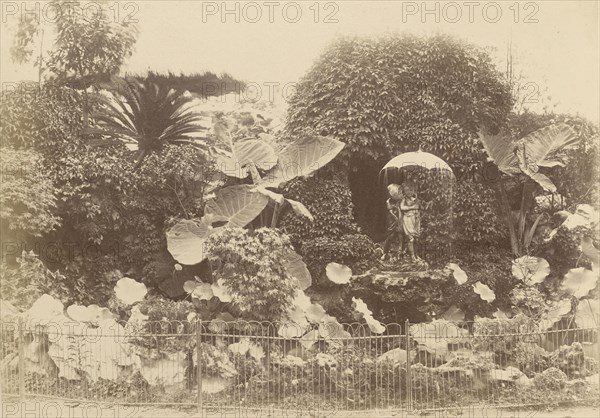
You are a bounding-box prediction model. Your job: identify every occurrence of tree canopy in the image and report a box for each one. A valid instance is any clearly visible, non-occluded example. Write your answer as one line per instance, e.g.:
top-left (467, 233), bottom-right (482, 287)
top-left (286, 33), bottom-right (514, 173)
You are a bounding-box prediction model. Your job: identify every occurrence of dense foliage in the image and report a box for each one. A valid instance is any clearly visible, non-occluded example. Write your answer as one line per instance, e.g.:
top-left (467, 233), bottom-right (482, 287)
top-left (137, 71), bottom-right (244, 97)
top-left (279, 178), bottom-right (360, 244)
top-left (302, 234), bottom-right (377, 286)
top-left (278, 177), bottom-right (378, 285)
top-left (205, 228), bottom-right (299, 321)
top-left (0, 149), bottom-right (60, 238)
top-left (0, 82), bottom-right (220, 301)
top-left (285, 33), bottom-right (514, 242)
top-left (287, 33), bottom-right (513, 167)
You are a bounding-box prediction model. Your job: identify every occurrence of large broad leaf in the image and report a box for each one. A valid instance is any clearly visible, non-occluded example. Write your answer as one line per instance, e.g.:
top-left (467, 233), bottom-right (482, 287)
top-left (473, 282), bottom-right (495, 303)
top-left (540, 299), bottom-right (572, 329)
top-left (234, 139), bottom-right (278, 171)
top-left (512, 256), bottom-right (550, 285)
top-left (214, 139), bottom-right (278, 179)
top-left (166, 218), bottom-right (211, 265)
top-left (253, 186), bottom-right (285, 204)
top-left (477, 132), bottom-right (520, 175)
top-left (561, 268), bottom-right (598, 299)
top-left (352, 297), bottom-right (385, 334)
top-left (114, 278), bottom-right (148, 305)
top-left (581, 236), bottom-right (600, 274)
top-left (517, 124), bottom-right (579, 168)
top-left (326, 263), bottom-right (352, 284)
top-left (286, 198), bottom-right (314, 221)
top-left (204, 185), bottom-right (268, 228)
top-left (260, 136), bottom-right (344, 188)
top-left (447, 263), bottom-right (468, 285)
top-left (514, 124), bottom-right (578, 191)
top-left (283, 248), bottom-right (312, 290)
top-left (442, 305), bottom-right (465, 322)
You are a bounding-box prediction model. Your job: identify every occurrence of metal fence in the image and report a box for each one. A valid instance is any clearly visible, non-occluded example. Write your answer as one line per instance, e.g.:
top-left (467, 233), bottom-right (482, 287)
top-left (1, 318), bottom-right (598, 416)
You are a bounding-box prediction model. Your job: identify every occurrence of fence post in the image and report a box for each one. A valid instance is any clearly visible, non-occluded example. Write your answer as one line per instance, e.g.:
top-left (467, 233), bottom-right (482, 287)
top-left (196, 320), bottom-right (203, 417)
top-left (17, 318), bottom-right (25, 402)
top-left (405, 319), bottom-right (412, 413)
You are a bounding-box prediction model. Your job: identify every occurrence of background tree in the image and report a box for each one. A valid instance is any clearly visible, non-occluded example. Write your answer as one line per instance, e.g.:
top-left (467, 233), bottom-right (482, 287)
top-left (286, 33), bottom-right (514, 240)
top-left (10, 0), bottom-right (138, 126)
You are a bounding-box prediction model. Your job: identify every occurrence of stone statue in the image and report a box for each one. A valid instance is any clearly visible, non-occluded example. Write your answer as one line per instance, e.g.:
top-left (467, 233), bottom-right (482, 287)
top-left (400, 183), bottom-right (422, 262)
top-left (381, 183), bottom-right (405, 262)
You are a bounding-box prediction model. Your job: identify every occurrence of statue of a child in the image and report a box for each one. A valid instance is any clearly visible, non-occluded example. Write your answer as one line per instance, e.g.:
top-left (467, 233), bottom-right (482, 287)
top-left (381, 184), bottom-right (404, 261)
top-left (400, 184), bottom-right (422, 262)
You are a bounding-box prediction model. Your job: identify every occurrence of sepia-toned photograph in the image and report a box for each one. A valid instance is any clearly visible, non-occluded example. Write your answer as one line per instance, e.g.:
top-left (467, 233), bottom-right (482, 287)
top-left (0, 1), bottom-right (598, 416)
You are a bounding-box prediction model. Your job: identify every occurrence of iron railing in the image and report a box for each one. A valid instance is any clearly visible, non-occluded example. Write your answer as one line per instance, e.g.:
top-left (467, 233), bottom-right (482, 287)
top-left (1, 318), bottom-right (598, 416)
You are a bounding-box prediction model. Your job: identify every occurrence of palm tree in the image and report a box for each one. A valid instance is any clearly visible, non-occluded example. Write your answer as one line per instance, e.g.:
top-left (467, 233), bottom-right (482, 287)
top-left (478, 124), bottom-right (579, 257)
top-left (88, 77), bottom-right (212, 168)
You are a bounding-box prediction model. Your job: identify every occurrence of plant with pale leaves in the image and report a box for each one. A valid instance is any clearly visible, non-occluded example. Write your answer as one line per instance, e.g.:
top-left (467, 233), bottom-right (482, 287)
top-left (325, 262), bottom-right (352, 284)
top-left (352, 297), bottom-right (385, 334)
top-left (512, 256), bottom-right (550, 285)
top-left (410, 320), bottom-right (469, 357)
top-left (446, 263), bottom-right (468, 285)
top-left (473, 281), bottom-right (496, 303)
top-left (114, 278), bottom-right (148, 306)
top-left (166, 132), bottom-right (345, 268)
top-left (478, 123), bottom-right (580, 257)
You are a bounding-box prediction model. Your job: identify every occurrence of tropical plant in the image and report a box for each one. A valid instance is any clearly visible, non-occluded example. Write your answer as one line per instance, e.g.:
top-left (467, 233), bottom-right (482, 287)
top-left (478, 123), bottom-right (579, 257)
top-left (201, 227), bottom-right (299, 321)
top-left (166, 127), bottom-right (345, 267)
top-left (88, 78), bottom-right (213, 168)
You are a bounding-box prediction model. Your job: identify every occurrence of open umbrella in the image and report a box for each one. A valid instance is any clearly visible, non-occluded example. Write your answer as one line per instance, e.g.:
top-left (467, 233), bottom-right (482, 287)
top-left (379, 149), bottom-right (453, 184)
top-left (381, 149), bottom-right (453, 173)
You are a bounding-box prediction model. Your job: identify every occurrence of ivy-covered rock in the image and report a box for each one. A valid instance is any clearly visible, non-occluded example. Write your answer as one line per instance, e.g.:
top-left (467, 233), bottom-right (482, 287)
top-left (349, 268), bottom-right (453, 324)
top-left (280, 177), bottom-right (361, 245)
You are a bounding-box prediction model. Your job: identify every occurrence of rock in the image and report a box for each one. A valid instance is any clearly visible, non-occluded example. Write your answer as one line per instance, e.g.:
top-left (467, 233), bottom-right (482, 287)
top-left (490, 367), bottom-right (524, 382)
top-left (0, 300), bottom-right (20, 322)
top-left (585, 373), bottom-right (599, 386)
top-left (202, 376), bottom-right (230, 393)
top-left (533, 367), bottom-right (568, 390)
top-left (350, 268), bottom-right (453, 323)
top-left (377, 347), bottom-right (416, 366)
top-left (140, 351), bottom-right (187, 386)
top-left (516, 375), bottom-right (533, 387)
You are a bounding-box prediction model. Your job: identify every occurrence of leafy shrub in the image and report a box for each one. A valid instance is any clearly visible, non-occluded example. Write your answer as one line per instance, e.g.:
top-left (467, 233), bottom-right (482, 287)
top-left (205, 227), bottom-right (299, 321)
top-left (533, 367), bottom-right (568, 391)
top-left (0, 148), bottom-right (60, 239)
top-left (512, 341), bottom-right (549, 376)
top-left (301, 234), bottom-right (377, 286)
top-left (549, 342), bottom-right (598, 378)
top-left (279, 177), bottom-right (360, 245)
top-left (454, 180), bottom-right (506, 245)
top-left (0, 251), bottom-right (70, 310)
top-left (130, 295), bottom-right (196, 354)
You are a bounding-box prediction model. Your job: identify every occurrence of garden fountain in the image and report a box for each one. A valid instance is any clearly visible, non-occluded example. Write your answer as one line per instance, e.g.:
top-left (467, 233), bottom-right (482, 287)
top-left (379, 149), bottom-right (455, 270)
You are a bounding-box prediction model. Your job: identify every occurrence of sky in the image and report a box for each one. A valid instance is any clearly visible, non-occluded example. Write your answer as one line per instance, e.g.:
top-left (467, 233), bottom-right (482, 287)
top-left (1, 1), bottom-right (598, 123)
